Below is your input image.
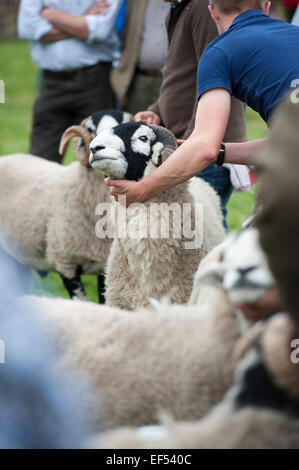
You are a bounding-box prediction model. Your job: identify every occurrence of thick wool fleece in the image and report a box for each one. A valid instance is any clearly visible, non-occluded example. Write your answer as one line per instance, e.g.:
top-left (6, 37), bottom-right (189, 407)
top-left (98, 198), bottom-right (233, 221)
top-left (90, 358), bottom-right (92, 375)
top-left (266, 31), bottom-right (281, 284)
top-left (94, 314), bottom-right (299, 449)
top-left (0, 154), bottom-right (112, 278)
top-left (95, 403), bottom-right (299, 449)
top-left (189, 241), bottom-right (225, 306)
top-left (105, 175), bottom-right (225, 309)
top-left (25, 290), bottom-right (240, 431)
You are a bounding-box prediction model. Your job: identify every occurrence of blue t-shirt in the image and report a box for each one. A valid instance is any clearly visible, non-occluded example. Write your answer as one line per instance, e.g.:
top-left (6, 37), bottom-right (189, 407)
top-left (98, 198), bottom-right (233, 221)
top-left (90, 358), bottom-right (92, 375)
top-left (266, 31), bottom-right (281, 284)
top-left (197, 9), bottom-right (299, 123)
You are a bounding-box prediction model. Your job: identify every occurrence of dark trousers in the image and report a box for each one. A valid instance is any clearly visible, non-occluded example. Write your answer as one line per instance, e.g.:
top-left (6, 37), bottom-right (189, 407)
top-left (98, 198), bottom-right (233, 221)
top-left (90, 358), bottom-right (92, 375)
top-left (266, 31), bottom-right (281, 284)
top-left (198, 163), bottom-right (233, 231)
top-left (123, 71), bottom-right (163, 115)
top-left (29, 62), bottom-right (115, 163)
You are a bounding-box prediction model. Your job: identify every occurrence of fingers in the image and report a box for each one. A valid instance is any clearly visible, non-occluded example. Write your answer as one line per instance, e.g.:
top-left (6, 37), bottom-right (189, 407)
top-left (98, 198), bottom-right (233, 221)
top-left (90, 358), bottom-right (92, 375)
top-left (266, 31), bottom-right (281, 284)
top-left (134, 111), bottom-right (149, 122)
top-left (87, 1), bottom-right (110, 15)
top-left (104, 178), bottom-right (123, 187)
top-left (177, 139), bottom-right (185, 146)
top-left (104, 179), bottom-right (127, 197)
top-left (134, 111), bottom-right (161, 125)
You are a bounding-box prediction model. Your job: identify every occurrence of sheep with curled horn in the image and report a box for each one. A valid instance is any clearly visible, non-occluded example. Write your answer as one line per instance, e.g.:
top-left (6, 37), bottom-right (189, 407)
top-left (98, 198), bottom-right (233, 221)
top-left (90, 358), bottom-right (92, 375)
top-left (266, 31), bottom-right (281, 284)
top-left (0, 110), bottom-right (133, 302)
top-left (89, 121), bottom-right (225, 309)
top-left (59, 109), bottom-right (134, 165)
top-left (92, 312), bottom-right (299, 449)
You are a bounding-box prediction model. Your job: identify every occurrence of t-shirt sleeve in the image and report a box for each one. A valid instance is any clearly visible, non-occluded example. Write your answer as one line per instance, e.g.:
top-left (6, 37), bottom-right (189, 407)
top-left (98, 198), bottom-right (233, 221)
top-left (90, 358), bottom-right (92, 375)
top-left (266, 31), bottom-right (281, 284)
top-left (197, 45), bottom-right (232, 99)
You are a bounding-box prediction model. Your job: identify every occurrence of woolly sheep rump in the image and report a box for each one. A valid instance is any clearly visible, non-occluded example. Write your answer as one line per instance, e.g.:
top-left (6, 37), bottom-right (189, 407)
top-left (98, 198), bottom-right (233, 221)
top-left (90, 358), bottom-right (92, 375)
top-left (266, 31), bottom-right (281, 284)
top-left (24, 293), bottom-right (240, 431)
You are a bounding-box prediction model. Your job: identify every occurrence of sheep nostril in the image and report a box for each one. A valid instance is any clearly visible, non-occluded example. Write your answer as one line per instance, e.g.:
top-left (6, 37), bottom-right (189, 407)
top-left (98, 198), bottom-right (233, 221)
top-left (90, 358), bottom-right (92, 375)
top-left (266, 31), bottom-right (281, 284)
top-left (237, 266), bottom-right (256, 277)
top-left (93, 145), bottom-right (105, 153)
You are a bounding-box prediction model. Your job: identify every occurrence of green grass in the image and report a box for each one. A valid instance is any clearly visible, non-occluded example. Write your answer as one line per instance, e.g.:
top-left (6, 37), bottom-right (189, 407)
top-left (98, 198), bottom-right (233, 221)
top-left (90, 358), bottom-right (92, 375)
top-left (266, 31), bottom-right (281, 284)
top-left (0, 39), bottom-right (269, 299)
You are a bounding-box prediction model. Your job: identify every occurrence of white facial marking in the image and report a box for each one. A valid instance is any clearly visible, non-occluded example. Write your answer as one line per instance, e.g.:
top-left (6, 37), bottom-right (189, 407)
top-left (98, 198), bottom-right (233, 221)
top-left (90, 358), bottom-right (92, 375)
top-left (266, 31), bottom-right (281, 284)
top-left (96, 115), bottom-right (119, 133)
top-left (131, 125), bottom-right (156, 157)
top-left (85, 117), bottom-right (96, 137)
top-left (223, 229), bottom-right (275, 303)
top-left (197, 228), bottom-right (275, 305)
top-left (89, 128), bottom-right (128, 179)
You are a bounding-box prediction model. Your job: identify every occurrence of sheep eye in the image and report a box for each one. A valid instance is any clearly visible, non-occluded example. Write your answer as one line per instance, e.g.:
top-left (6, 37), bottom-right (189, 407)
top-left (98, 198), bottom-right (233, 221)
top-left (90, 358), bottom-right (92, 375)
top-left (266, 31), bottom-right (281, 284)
top-left (139, 136), bottom-right (148, 142)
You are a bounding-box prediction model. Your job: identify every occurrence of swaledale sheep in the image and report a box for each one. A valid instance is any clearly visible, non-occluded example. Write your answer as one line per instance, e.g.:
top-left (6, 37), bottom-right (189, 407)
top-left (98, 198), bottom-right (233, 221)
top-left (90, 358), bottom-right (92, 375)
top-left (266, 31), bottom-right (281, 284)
top-left (89, 122), bottom-right (225, 308)
top-left (0, 110), bottom-right (131, 301)
top-left (24, 288), bottom-right (241, 432)
top-left (190, 228), bottom-right (276, 310)
top-left (94, 313), bottom-right (299, 449)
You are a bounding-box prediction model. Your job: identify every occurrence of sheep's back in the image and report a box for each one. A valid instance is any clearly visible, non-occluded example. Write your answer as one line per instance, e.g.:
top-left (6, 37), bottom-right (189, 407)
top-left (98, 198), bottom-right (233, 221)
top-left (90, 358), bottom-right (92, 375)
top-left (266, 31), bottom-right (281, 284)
top-left (25, 295), bottom-right (240, 431)
top-left (0, 154), bottom-right (60, 267)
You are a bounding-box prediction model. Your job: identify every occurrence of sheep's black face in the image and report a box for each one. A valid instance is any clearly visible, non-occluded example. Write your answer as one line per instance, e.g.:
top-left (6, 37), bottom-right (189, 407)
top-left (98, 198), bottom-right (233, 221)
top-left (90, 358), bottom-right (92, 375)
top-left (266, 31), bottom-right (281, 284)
top-left (86, 110), bottom-right (132, 137)
top-left (77, 110), bottom-right (132, 154)
top-left (89, 122), bottom-right (163, 180)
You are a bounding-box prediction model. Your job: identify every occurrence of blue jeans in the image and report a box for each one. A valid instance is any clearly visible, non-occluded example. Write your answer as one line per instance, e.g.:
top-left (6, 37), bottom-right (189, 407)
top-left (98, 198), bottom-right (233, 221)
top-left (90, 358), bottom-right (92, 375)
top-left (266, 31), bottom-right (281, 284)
top-left (197, 163), bottom-right (233, 230)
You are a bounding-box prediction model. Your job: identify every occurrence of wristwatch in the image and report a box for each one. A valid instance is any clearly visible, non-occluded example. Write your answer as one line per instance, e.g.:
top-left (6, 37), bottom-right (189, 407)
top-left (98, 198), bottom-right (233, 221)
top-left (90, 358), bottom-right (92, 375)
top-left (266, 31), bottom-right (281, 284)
top-left (216, 142), bottom-right (226, 167)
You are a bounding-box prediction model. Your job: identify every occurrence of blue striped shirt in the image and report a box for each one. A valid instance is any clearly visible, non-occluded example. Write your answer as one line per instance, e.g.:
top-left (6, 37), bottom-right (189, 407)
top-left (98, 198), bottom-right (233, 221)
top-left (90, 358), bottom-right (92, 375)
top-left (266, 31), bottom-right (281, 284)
top-left (18, 0), bottom-right (122, 71)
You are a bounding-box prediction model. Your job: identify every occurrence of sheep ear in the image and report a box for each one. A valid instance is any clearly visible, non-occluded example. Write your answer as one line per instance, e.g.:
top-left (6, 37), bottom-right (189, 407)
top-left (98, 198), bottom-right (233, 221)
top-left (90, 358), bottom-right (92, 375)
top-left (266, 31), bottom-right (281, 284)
top-left (151, 125), bottom-right (177, 167)
top-left (122, 112), bottom-right (135, 123)
top-left (59, 124), bottom-right (92, 165)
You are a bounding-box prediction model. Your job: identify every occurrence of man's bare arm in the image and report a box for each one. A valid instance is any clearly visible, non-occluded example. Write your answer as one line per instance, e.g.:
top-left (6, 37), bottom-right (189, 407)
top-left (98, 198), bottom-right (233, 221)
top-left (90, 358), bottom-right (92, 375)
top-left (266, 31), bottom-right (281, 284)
top-left (41, 8), bottom-right (90, 40)
top-left (40, 2), bottom-right (110, 42)
top-left (225, 139), bottom-right (268, 165)
top-left (41, 26), bottom-right (71, 43)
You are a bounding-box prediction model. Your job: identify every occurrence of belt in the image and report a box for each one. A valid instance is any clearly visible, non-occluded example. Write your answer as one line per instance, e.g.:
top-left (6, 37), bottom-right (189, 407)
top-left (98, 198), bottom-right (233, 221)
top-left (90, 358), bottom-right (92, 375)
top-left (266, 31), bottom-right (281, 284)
top-left (43, 62), bottom-right (110, 81)
top-left (136, 67), bottom-right (162, 77)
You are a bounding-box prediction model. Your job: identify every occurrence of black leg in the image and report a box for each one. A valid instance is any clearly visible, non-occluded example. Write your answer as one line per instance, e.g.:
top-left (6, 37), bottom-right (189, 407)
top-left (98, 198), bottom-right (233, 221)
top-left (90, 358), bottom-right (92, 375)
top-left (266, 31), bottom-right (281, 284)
top-left (98, 274), bottom-right (105, 304)
top-left (61, 266), bottom-right (86, 300)
top-left (36, 270), bottom-right (48, 278)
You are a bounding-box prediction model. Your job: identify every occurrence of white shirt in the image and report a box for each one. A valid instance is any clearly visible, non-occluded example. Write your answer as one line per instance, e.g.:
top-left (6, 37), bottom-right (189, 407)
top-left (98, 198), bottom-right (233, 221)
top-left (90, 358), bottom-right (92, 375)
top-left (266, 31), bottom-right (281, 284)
top-left (138, 0), bottom-right (170, 70)
top-left (292, 5), bottom-right (299, 26)
top-left (18, 0), bottom-right (122, 71)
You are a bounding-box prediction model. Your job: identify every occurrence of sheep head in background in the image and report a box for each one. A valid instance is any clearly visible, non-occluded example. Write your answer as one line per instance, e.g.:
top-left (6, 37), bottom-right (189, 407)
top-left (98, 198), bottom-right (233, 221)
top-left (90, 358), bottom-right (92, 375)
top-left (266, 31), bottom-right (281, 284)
top-left (89, 122), bottom-right (177, 180)
top-left (59, 110), bottom-right (133, 165)
top-left (94, 311), bottom-right (299, 450)
top-left (196, 228), bottom-right (276, 310)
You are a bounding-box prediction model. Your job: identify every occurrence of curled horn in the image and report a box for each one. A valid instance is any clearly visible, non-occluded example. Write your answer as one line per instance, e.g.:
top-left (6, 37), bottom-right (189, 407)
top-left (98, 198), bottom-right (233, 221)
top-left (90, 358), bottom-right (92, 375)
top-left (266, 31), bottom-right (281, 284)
top-left (59, 117), bottom-right (92, 165)
top-left (152, 125), bottom-right (177, 167)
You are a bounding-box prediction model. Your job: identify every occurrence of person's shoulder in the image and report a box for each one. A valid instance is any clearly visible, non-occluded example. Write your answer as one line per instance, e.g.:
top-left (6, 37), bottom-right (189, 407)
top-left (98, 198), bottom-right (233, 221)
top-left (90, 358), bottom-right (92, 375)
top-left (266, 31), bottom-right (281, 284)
top-left (203, 34), bottom-right (229, 55)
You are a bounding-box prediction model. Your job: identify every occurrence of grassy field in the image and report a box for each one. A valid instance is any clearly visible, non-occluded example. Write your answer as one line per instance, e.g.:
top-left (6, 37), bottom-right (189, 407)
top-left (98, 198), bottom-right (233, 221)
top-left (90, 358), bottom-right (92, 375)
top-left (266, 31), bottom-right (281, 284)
top-left (0, 40), bottom-right (268, 300)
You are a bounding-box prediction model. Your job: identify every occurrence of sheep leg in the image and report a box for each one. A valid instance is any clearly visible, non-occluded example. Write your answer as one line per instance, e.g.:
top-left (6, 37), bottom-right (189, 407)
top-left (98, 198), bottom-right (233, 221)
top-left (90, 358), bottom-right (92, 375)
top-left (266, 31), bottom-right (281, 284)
top-left (36, 270), bottom-right (48, 278)
top-left (61, 266), bottom-right (86, 300)
top-left (98, 274), bottom-right (105, 304)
